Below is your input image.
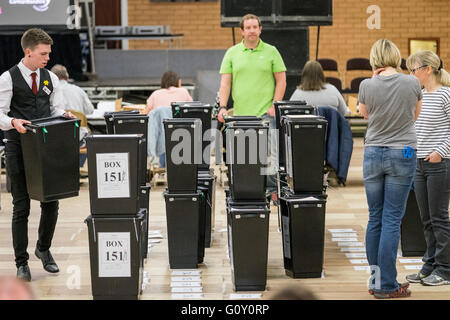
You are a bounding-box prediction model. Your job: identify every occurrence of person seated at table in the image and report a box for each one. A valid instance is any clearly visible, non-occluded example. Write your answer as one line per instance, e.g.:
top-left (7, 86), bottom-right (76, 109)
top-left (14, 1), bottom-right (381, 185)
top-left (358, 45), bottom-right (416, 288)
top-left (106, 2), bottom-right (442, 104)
top-left (290, 60), bottom-right (350, 116)
top-left (50, 64), bottom-right (94, 167)
top-left (144, 71), bottom-right (193, 168)
top-left (142, 71), bottom-right (193, 115)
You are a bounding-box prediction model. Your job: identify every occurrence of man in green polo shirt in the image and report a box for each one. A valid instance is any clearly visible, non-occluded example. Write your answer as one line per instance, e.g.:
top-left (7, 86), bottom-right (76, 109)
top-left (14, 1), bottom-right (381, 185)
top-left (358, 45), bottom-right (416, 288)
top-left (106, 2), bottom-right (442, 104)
top-left (218, 14), bottom-right (287, 119)
top-left (218, 14), bottom-right (287, 197)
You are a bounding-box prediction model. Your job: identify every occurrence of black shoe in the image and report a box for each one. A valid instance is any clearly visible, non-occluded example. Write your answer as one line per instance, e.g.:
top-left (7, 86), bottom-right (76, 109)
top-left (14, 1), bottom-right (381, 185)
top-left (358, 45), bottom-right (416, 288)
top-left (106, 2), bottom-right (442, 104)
top-left (17, 265), bottom-right (31, 282)
top-left (35, 248), bottom-right (59, 273)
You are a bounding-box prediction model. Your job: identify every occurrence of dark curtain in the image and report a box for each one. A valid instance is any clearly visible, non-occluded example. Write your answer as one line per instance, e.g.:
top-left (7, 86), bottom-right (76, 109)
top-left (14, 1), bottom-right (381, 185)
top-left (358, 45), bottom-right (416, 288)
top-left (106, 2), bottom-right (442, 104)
top-left (0, 31), bottom-right (87, 81)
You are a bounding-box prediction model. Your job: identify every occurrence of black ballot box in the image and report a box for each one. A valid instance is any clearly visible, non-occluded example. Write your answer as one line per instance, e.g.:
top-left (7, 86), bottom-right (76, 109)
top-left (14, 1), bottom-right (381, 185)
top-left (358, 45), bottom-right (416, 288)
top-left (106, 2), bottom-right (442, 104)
top-left (226, 199), bottom-right (270, 291)
top-left (20, 116), bottom-right (80, 202)
top-left (104, 110), bottom-right (140, 134)
top-left (110, 114), bottom-right (149, 186)
top-left (85, 212), bottom-right (145, 300)
top-left (274, 101), bottom-right (317, 169)
top-left (225, 120), bottom-right (269, 201)
top-left (198, 172), bottom-right (216, 248)
top-left (140, 184), bottom-right (151, 259)
top-left (163, 118), bottom-right (202, 193)
top-left (401, 189), bottom-right (427, 257)
top-left (86, 135), bottom-right (142, 215)
top-left (280, 191), bottom-right (327, 278)
top-left (282, 115), bottom-right (327, 194)
top-left (164, 191), bottom-right (202, 269)
top-left (171, 102), bottom-right (213, 170)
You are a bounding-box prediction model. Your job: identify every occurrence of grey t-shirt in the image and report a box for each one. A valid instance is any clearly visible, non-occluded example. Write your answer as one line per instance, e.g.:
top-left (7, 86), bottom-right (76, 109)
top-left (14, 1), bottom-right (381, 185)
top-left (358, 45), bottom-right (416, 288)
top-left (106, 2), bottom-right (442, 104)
top-left (358, 73), bottom-right (422, 149)
top-left (290, 83), bottom-right (350, 116)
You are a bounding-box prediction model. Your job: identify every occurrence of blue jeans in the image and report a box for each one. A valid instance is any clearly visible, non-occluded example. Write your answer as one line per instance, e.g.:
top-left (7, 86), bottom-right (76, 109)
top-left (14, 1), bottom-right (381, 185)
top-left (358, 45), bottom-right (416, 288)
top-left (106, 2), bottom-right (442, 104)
top-left (363, 146), bottom-right (416, 293)
top-left (414, 158), bottom-right (450, 279)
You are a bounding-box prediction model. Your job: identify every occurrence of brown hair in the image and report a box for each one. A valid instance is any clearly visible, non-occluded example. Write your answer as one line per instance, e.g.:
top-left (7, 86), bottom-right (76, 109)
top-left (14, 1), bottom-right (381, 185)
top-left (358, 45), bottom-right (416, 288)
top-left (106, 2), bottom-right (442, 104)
top-left (240, 14), bottom-right (261, 30)
top-left (160, 71), bottom-right (180, 89)
top-left (21, 28), bottom-right (53, 52)
top-left (299, 60), bottom-right (326, 91)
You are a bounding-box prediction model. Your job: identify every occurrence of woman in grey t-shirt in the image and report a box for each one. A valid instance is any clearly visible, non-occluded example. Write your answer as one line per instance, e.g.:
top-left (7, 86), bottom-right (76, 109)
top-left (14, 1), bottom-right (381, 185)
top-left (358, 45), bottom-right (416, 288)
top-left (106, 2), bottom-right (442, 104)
top-left (358, 39), bottom-right (422, 299)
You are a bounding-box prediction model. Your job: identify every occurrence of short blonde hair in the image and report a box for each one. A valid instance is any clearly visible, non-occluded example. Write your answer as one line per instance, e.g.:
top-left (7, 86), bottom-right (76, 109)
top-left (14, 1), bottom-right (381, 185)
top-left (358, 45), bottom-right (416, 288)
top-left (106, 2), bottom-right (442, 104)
top-left (369, 39), bottom-right (402, 70)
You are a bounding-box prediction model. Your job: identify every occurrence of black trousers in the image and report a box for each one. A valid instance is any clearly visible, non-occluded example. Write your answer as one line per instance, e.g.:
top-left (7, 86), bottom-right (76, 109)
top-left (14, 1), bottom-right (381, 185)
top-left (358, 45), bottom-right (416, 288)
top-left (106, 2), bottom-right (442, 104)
top-left (6, 140), bottom-right (59, 268)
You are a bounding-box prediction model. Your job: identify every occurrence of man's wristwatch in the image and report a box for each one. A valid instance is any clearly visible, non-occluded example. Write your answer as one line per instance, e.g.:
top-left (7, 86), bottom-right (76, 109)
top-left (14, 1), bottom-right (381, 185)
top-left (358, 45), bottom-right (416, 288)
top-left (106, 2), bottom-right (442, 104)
top-left (218, 106), bottom-right (227, 112)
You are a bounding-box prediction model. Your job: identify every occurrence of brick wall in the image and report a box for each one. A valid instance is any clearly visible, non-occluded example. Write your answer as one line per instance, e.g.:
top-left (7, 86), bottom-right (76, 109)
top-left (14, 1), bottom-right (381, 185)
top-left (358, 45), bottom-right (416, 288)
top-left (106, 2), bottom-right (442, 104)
top-left (128, 0), bottom-right (450, 78)
top-left (128, 0), bottom-right (238, 50)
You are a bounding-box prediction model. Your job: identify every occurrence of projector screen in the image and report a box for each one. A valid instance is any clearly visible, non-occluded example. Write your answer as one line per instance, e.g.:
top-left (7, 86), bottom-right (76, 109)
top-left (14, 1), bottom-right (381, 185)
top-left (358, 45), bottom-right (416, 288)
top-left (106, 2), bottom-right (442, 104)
top-left (0, 0), bottom-right (73, 28)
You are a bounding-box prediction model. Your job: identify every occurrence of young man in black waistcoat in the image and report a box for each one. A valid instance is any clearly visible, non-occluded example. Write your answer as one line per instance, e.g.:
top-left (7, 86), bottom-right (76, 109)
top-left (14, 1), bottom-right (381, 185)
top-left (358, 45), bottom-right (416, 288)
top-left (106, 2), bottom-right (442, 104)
top-left (0, 28), bottom-right (74, 282)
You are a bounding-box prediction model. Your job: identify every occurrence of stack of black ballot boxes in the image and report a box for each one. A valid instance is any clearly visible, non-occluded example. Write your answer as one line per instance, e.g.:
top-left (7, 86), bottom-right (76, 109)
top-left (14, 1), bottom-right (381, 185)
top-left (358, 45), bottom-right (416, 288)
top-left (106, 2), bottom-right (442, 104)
top-left (224, 116), bottom-right (271, 291)
top-left (163, 117), bottom-right (205, 269)
top-left (276, 101), bottom-right (329, 279)
top-left (104, 110), bottom-right (151, 260)
top-left (85, 134), bottom-right (146, 300)
top-left (171, 102), bottom-right (217, 247)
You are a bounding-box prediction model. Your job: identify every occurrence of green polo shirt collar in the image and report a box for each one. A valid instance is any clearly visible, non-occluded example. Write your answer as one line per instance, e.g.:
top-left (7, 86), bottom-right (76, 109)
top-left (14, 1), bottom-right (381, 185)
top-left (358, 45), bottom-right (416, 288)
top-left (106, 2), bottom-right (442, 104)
top-left (240, 39), bottom-right (265, 52)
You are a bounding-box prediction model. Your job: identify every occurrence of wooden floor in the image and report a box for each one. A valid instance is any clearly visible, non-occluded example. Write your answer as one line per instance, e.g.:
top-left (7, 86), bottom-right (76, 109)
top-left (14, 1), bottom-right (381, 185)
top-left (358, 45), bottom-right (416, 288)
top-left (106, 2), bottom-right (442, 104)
top-left (0, 137), bottom-right (449, 300)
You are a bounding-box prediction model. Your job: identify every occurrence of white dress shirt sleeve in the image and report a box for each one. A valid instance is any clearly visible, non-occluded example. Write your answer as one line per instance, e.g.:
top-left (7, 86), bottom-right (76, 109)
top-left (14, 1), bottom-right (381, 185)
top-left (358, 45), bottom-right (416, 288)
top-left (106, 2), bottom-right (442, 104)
top-left (49, 71), bottom-right (66, 117)
top-left (0, 71), bottom-right (15, 130)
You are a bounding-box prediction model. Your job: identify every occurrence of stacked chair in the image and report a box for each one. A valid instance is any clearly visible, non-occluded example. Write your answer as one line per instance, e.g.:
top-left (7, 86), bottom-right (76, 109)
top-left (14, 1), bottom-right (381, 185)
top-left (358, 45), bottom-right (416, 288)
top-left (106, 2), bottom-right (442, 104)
top-left (224, 116), bottom-right (271, 291)
top-left (275, 101), bottom-right (329, 278)
top-left (85, 134), bottom-right (147, 300)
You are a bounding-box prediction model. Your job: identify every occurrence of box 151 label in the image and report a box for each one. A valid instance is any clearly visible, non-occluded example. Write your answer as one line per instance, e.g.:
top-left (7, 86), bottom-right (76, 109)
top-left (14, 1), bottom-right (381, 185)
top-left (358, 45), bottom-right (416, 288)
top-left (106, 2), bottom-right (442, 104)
top-left (96, 153), bottom-right (130, 198)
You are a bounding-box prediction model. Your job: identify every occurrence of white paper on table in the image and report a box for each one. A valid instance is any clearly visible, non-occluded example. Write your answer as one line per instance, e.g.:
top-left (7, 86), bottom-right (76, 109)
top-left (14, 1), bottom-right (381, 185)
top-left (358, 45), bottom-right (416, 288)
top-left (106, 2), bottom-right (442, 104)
top-left (170, 281), bottom-right (202, 287)
top-left (404, 265), bottom-right (422, 270)
top-left (172, 287), bottom-right (203, 293)
top-left (332, 238), bottom-right (359, 242)
top-left (349, 259), bottom-right (369, 264)
top-left (229, 294), bottom-right (262, 299)
top-left (172, 293), bottom-right (203, 299)
top-left (338, 242), bottom-right (364, 247)
top-left (341, 247), bottom-right (366, 252)
top-left (399, 258), bottom-right (423, 264)
top-left (328, 228), bottom-right (355, 233)
top-left (331, 233), bottom-right (358, 238)
top-left (345, 253), bottom-right (367, 258)
top-left (354, 266), bottom-right (370, 271)
top-left (171, 276), bottom-right (201, 282)
top-left (171, 270), bottom-right (201, 276)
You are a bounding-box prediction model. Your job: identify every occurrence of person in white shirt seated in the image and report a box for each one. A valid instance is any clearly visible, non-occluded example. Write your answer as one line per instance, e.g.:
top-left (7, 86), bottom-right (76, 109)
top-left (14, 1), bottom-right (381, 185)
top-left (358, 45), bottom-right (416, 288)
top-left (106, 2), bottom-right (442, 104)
top-left (50, 64), bottom-right (93, 166)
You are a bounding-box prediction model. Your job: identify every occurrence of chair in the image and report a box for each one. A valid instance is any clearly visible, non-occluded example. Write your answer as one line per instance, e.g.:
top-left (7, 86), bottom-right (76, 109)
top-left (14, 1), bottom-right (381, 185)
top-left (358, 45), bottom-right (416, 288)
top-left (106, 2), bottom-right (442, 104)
top-left (114, 98), bottom-right (123, 112)
top-left (318, 58), bottom-right (338, 71)
top-left (318, 58), bottom-right (343, 92)
top-left (344, 58), bottom-right (372, 93)
top-left (350, 77), bottom-right (370, 93)
top-left (326, 77), bottom-right (343, 92)
top-left (66, 109), bottom-right (89, 176)
top-left (346, 58), bottom-right (371, 71)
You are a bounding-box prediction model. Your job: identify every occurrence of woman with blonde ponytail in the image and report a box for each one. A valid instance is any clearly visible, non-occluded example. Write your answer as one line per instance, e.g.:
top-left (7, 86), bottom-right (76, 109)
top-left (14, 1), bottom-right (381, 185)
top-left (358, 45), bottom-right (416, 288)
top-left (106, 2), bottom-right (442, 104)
top-left (405, 50), bottom-right (450, 286)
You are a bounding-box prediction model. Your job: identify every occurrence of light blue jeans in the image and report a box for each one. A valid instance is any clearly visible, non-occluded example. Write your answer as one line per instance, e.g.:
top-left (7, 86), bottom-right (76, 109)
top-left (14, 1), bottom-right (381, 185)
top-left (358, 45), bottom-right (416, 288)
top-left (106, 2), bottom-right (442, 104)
top-left (363, 146), bottom-right (416, 293)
